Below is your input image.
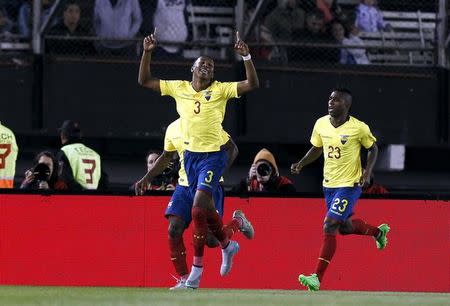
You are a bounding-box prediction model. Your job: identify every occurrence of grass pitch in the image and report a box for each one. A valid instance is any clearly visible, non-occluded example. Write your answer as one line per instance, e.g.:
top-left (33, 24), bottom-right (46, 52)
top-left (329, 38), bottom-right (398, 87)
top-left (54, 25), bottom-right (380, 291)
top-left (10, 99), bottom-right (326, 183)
top-left (0, 286), bottom-right (448, 306)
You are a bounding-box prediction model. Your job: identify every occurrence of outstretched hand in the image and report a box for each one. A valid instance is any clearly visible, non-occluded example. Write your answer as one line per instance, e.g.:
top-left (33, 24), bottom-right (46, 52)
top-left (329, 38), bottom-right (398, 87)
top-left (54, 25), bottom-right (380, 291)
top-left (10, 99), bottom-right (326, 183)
top-left (234, 31), bottom-right (249, 56)
top-left (143, 28), bottom-right (157, 52)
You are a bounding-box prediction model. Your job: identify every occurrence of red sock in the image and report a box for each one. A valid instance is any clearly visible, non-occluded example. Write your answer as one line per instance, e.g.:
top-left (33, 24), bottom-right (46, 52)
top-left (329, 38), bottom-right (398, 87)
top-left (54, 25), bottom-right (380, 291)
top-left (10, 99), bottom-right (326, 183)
top-left (351, 219), bottom-right (380, 237)
top-left (206, 209), bottom-right (229, 248)
top-left (192, 207), bottom-right (208, 257)
top-left (223, 219), bottom-right (240, 239)
top-left (315, 233), bottom-right (336, 282)
top-left (168, 236), bottom-right (188, 277)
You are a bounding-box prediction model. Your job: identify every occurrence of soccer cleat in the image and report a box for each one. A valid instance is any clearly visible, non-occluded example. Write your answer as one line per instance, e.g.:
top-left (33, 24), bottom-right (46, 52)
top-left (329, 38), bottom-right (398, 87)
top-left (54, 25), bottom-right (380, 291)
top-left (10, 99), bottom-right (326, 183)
top-left (375, 223), bottom-right (390, 250)
top-left (169, 275), bottom-right (188, 290)
top-left (298, 273), bottom-right (320, 291)
top-left (185, 266), bottom-right (203, 289)
top-left (232, 210), bottom-right (255, 239)
top-left (220, 240), bottom-right (240, 276)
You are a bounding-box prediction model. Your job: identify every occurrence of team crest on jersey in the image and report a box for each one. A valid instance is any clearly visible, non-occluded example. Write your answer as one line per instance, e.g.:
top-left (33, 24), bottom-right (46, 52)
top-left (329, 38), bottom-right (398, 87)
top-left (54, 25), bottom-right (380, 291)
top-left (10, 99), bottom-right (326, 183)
top-left (340, 135), bottom-right (349, 145)
top-left (204, 90), bottom-right (212, 101)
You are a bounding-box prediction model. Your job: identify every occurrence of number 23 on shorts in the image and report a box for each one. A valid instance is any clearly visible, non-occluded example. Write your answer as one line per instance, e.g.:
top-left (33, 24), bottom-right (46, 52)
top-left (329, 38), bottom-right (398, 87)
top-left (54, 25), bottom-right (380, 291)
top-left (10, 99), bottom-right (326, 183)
top-left (331, 197), bottom-right (348, 213)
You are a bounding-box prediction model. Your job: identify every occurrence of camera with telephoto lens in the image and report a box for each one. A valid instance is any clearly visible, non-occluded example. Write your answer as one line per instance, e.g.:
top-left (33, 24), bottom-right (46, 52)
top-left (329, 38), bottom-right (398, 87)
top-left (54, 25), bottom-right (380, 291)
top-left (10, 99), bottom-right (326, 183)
top-left (256, 162), bottom-right (272, 177)
top-left (32, 163), bottom-right (51, 182)
top-left (151, 161), bottom-right (178, 187)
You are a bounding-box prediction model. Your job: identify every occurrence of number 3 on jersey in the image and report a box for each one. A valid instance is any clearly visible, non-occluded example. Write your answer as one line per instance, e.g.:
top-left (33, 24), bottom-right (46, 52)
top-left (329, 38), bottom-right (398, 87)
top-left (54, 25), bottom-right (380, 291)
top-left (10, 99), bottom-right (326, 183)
top-left (194, 101), bottom-right (201, 114)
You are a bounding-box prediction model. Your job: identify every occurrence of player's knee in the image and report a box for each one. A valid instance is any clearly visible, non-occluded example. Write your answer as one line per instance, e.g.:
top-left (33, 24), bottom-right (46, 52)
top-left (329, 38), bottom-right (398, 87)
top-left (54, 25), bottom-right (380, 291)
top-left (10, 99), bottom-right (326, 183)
top-left (168, 222), bottom-right (184, 239)
top-left (323, 221), bottom-right (339, 234)
top-left (192, 206), bottom-right (207, 220)
top-left (205, 234), bottom-right (220, 248)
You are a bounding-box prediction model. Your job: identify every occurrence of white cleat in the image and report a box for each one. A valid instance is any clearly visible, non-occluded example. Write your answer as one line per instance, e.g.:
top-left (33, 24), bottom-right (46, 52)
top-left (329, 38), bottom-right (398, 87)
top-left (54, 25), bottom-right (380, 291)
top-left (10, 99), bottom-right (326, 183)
top-left (169, 275), bottom-right (188, 290)
top-left (220, 240), bottom-right (240, 276)
top-left (233, 210), bottom-right (255, 239)
top-left (185, 266), bottom-right (203, 289)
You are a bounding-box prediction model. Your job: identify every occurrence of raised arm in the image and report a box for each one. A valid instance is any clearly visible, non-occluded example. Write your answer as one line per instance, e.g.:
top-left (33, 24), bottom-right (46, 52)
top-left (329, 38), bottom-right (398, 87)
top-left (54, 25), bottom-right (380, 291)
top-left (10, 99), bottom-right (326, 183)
top-left (135, 150), bottom-right (176, 195)
top-left (234, 31), bottom-right (259, 96)
top-left (360, 143), bottom-right (378, 187)
top-left (290, 146), bottom-right (323, 174)
top-left (138, 29), bottom-right (161, 92)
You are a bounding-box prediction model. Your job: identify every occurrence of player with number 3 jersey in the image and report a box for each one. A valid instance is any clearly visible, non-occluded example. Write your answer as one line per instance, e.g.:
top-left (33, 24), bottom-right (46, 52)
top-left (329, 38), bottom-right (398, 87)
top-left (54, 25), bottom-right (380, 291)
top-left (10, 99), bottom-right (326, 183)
top-left (138, 28), bottom-right (259, 288)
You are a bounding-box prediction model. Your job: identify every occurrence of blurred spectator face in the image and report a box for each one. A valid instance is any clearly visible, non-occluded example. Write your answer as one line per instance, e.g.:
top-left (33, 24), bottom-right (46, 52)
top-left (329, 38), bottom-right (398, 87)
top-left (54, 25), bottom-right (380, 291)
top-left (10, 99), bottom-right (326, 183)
top-left (350, 24), bottom-right (360, 36)
top-left (147, 153), bottom-right (160, 172)
top-left (287, 0), bottom-right (297, 9)
top-left (362, 0), bottom-right (375, 6)
top-left (0, 11), bottom-right (6, 27)
top-left (331, 22), bottom-right (345, 41)
top-left (306, 15), bottom-right (325, 34)
top-left (38, 155), bottom-right (54, 177)
top-left (64, 4), bottom-right (81, 27)
top-left (324, 0), bottom-right (334, 7)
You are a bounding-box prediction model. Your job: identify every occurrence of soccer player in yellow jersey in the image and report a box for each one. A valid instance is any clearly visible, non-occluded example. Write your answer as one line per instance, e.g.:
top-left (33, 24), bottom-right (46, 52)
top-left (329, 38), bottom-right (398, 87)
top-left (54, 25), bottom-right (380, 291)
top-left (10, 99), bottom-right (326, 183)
top-left (138, 29), bottom-right (259, 288)
top-left (290, 88), bottom-right (390, 291)
top-left (135, 119), bottom-right (254, 290)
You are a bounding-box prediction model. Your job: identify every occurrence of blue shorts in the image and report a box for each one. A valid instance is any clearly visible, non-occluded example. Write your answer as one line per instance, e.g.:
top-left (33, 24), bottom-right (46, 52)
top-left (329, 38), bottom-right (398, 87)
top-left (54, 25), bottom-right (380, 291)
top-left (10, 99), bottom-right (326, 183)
top-left (165, 184), bottom-right (225, 227)
top-left (183, 150), bottom-right (227, 195)
top-left (323, 186), bottom-right (362, 221)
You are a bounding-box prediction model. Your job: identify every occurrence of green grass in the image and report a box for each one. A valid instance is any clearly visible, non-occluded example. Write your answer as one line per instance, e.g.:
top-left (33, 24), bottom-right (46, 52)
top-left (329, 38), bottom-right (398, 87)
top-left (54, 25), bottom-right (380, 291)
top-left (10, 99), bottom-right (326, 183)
top-left (0, 286), bottom-right (448, 306)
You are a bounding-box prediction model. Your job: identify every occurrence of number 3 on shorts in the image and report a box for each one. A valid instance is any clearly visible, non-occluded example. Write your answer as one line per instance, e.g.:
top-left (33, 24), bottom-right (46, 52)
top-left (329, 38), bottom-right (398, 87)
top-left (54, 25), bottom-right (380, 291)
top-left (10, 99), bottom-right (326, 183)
top-left (205, 170), bottom-right (214, 183)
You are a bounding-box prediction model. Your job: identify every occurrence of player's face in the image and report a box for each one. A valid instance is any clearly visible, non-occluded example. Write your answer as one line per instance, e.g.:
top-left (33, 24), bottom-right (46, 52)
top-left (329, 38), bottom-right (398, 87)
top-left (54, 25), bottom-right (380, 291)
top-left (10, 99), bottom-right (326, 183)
top-left (328, 91), bottom-right (350, 117)
top-left (147, 153), bottom-right (160, 172)
top-left (192, 57), bottom-right (214, 81)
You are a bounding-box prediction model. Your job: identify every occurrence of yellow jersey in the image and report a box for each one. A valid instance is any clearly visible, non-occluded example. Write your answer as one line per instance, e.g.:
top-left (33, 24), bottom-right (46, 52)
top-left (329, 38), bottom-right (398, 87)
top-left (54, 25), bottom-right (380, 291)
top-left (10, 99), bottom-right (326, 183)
top-left (160, 80), bottom-right (238, 152)
top-left (310, 115), bottom-right (376, 188)
top-left (0, 122), bottom-right (18, 188)
top-left (164, 118), bottom-right (230, 187)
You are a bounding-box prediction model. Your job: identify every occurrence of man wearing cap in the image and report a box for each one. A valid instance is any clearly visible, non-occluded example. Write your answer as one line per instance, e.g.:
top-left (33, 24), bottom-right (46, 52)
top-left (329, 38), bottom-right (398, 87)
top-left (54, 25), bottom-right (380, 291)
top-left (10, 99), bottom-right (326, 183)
top-left (57, 120), bottom-right (107, 190)
top-left (0, 121), bottom-right (18, 188)
top-left (247, 148), bottom-right (296, 193)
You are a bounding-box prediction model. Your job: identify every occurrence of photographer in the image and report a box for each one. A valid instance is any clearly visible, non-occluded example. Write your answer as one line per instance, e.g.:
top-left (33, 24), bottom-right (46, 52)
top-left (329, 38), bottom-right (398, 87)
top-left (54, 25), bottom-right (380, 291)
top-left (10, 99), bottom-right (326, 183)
top-left (141, 150), bottom-right (178, 191)
top-left (247, 148), bottom-right (296, 193)
top-left (20, 151), bottom-right (64, 190)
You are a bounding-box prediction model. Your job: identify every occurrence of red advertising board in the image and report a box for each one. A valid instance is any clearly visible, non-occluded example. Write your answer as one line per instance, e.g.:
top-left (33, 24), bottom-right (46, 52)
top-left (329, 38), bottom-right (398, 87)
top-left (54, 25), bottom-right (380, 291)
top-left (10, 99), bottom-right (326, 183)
top-left (0, 194), bottom-right (448, 292)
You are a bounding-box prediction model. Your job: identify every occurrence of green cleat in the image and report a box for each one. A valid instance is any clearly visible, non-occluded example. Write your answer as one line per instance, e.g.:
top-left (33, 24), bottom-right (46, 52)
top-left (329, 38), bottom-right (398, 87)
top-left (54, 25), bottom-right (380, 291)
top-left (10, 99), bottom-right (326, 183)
top-left (298, 273), bottom-right (320, 291)
top-left (376, 223), bottom-right (390, 250)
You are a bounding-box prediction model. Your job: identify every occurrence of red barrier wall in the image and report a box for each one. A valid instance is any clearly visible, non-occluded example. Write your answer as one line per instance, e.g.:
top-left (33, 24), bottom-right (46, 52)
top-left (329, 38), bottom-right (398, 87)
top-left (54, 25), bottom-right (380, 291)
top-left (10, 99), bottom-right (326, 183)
top-left (0, 194), bottom-right (448, 292)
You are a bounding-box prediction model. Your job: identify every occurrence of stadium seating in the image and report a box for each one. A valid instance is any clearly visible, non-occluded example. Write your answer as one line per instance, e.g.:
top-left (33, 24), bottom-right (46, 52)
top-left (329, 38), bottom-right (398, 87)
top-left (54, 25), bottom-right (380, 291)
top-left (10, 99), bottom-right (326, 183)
top-left (359, 10), bottom-right (437, 65)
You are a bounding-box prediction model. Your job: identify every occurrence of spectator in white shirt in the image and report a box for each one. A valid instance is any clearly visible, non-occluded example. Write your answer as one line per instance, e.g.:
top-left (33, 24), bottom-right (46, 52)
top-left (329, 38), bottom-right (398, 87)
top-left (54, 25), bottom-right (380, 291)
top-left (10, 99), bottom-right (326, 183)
top-left (94, 0), bottom-right (142, 56)
top-left (331, 21), bottom-right (370, 65)
top-left (355, 0), bottom-right (390, 33)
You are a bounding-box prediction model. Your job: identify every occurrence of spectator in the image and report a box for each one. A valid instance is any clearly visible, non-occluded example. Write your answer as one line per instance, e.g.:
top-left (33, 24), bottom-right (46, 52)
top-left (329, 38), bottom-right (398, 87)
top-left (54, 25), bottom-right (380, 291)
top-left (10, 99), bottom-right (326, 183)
top-left (265, 0), bottom-right (305, 62)
top-left (355, 0), bottom-right (390, 33)
top-left (302, 0), bottom-right (344, 24)
top-left (93, 0), bottom-right (142, 56)
top-left (56, 120), bottom-right (108, 190)
top-left (152, 0), bottom-right (187, 58)
top-left (0, 121), bottom-right (18, 188)
top-left (18, 0), bottom-right (54, 37)
top-left (247, 148), bottom-right (296, 193)
top-left (20, 151), bottom-right (65, 190)
top-left (331, 21), bottom-right (369, 65)
top-left (137, 150), bottom-right (177, 191)
top-left (289, 9), bottom-right (338, 63)
top-left (244, 5), bottom-right (276, 60)
top-left (0, 6), bottom-right (14, 37)
top-left (47, 1), bottom-right (93, 55)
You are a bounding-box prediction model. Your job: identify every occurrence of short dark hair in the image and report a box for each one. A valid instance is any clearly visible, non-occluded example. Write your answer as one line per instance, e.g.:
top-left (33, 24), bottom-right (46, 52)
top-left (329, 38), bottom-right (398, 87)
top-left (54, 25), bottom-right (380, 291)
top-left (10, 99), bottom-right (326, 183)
top-left (58, 120), bottom-right (82, 141)
top-left (332, 87), bottom-right (352, 97)
top-left (64, 0), bottom-right (80, 11)
top-left (306, 8), bottom-right (325, 20)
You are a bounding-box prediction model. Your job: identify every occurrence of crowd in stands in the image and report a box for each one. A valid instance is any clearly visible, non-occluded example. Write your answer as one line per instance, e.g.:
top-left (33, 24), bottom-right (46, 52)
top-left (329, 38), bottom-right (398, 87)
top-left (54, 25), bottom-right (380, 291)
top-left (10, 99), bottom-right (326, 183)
top-left (0, 0), bottom-right (437, 62)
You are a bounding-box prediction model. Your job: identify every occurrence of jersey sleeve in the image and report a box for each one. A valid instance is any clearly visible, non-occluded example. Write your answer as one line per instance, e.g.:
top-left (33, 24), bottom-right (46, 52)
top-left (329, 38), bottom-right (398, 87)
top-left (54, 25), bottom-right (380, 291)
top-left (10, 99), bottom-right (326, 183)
top-left (220, 82), bottom-right (239, 100)
top-left (160, 80), bottom-right (179, 97)
top-left (359, 122), bottom-right (377, 149)
top-left (310, 120), bottom-right (323, 147)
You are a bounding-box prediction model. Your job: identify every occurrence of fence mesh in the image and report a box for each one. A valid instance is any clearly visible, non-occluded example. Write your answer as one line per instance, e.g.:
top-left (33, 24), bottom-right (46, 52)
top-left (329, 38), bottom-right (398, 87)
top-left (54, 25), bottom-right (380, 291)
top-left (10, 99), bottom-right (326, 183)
top-left (0, 0), bottom-right (445, 67)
